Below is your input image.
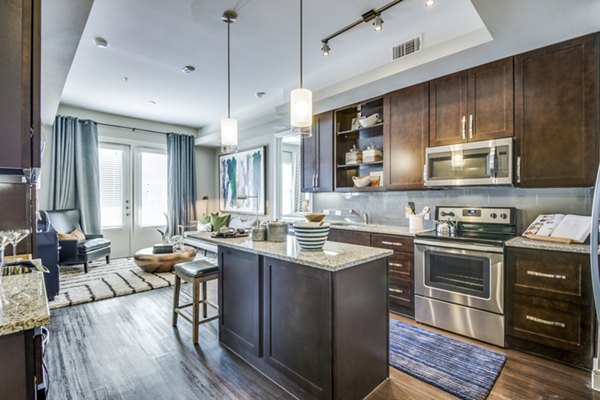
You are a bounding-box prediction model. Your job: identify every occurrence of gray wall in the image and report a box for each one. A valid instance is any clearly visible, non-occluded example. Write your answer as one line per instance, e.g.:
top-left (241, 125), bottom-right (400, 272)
top-left (313, 187), bottom-right (593, 232)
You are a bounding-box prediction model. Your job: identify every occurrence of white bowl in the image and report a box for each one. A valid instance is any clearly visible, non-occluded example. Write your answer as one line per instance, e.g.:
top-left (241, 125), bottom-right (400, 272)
top-left (352, 176), bottom-right (372, 188)
top-left (358, 113), bottom-right (379, 128)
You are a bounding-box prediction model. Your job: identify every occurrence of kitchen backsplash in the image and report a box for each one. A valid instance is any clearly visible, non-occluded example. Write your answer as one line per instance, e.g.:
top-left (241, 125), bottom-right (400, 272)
top-left (313, 187), bottom-right (593, 232)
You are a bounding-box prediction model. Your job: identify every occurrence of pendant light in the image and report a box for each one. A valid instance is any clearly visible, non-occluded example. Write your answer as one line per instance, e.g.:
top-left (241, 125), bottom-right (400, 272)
top-left (290, 0), bottom-right (313, 137)
top-left (221, 10), bottom-right (238, 153)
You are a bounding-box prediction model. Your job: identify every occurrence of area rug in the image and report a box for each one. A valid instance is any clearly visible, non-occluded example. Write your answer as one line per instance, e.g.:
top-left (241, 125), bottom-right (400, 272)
top-left (49, 255), bottom-right (217, 310)
top-left (389, 318), bottom-right (506, 400)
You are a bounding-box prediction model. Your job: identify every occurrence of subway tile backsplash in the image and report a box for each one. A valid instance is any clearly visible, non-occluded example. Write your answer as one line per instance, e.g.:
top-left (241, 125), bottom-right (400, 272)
top-left (313, 187), bottom-right (593, 232)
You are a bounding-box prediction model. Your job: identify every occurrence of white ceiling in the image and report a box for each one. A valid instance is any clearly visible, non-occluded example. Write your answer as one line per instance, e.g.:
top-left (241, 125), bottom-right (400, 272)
top-left (58, 0), bottom-right (488, 133)
top-left (49, 0), bottom-right (600, 146)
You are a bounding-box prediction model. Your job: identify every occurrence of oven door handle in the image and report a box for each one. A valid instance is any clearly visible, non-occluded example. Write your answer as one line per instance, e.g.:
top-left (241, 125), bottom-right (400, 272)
top-left (414, 239), bottom-right (505, 254)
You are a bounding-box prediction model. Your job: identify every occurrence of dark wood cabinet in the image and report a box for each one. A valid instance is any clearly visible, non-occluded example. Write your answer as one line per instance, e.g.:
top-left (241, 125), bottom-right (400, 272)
top-left (301, 112), bottom-right (334, 193)
top-left (371, 234), bottom-right (415, 317)
top-left (430, 58), bottom-right (514, 147)
top-left (515, 34), bottom-right (599, 187)
top-left (506, 247), bottom-right (595, 369)
top-left (0, 0), bottom-right (40, 170)
top-left (384, 82), bottom-right (429, 190)
top-left (327, 228), bottom-right (371, 246)
top-left (0, 328), bottom-right (45, 400)
top-left (218, 248), bottom-right (261, 359)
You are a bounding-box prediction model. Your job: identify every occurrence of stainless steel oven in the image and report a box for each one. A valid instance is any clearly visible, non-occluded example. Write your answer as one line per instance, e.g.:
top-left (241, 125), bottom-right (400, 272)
top-left (414, 206), bottom-right (517, 347)
top-left (424, 138), bottom-right (513, 187)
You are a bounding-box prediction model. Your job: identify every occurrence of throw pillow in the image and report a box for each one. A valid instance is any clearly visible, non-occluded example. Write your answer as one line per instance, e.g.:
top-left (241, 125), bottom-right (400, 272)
top-left (71, 228), bottom-right (86, 241)
top-left (199, 214), bottom-right (211, 225)
top-left (210, 213), bottom-right (231, 232)
top-left (57, 232), bottom-right (77, 241)
top-left (196, 222), bottom-right (212, 232)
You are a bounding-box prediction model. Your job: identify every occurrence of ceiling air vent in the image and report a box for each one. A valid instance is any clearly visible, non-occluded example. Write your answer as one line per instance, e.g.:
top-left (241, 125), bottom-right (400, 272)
top-left (393, 35), bottom-right (422, 60)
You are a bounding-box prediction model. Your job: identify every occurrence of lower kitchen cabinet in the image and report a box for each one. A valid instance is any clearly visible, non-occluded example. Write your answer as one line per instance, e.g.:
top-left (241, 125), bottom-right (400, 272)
top-left (371, 234), bottom-right (415, 317)
top-left (327, 229), bottom-right (371, 246)
top-left (506, 247), bottom-right (595, 369)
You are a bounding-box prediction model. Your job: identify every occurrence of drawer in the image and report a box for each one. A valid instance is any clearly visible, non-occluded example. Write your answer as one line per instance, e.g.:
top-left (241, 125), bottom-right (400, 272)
top-left (508, 248), bottom-right (590, 304)
top-left (389, 277), bottom-right (413, 307)
top-left (388, 253), bottom-right (413, 278)
top-left (508, 294), bottom-right (584, 352)
top-left (372, 234), bottom-right (413, 254)
top-left (327, 229), bottom-right (371, 246)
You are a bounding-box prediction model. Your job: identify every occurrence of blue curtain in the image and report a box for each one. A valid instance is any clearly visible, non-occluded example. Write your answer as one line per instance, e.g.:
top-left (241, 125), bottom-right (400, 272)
top-left (167, 133), bottom-right (197, 236)
top-left (48, 115), bottom-right (101, 233)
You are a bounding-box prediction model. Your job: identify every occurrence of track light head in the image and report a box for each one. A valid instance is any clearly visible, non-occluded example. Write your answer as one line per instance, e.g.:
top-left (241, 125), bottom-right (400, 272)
top-left (321, 41), bottom-right (330, 56)
top-left (373, 14), bottom-right (383, 31)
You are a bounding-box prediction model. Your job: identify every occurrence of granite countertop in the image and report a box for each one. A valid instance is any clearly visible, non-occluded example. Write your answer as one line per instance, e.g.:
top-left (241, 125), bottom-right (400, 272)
top-left (188, 232), bottom-right (393, 271)
top-left (329, 223), bottom-right (434, 237)
top-left (505, 236), bottom-right (594, 254)
top-left (0, 271), bottom-right (50, 336)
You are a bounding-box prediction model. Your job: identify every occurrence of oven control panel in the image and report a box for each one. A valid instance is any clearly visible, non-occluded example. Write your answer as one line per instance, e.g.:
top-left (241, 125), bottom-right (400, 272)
top-left (437, 206), bottom-right (514, 225)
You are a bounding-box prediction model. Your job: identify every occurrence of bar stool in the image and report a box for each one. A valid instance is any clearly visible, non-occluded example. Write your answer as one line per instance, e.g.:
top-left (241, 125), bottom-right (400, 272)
top-left (172, 260), bottom-right (219, 344)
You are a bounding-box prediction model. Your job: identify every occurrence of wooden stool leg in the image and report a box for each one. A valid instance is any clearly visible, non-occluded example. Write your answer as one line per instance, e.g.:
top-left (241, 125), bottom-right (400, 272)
top-left (192, 278), bottom-right (200, 344)
top-left (172, 275), bottom-right (181, 327)
top-left (202, 281), bottom-right (208, 318)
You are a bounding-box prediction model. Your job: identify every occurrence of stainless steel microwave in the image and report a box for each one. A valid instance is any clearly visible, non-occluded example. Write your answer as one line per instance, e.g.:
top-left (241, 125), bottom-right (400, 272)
top-left (424, 138), bottom-right (513, 187)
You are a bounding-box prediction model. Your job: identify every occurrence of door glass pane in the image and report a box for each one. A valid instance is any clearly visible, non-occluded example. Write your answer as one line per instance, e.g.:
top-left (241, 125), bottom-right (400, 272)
top-left (99, 147), bottom-right (124, 229)
top-left (140, 152), bottom-right (168, 227)
top-left (425, 251), bottom-right (490, 298)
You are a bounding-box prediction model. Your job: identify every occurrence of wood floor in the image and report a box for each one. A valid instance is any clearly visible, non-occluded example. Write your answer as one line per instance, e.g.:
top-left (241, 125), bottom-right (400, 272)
top-left (46, 285), bottom-right (600, 400)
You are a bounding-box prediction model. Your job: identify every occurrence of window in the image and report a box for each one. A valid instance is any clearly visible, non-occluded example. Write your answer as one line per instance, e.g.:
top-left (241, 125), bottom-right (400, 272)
top-left (279, 137), bottom-right (303, 217)
top-left (99, 147), bottom-right (124, 229)
top-left (139, 151), bottom-right (168, 227)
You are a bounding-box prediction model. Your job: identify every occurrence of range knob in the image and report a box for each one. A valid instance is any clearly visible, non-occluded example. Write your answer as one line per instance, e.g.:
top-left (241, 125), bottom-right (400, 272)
top-left (490, 213), bottom-right (497, 219)
top-left (500, 213), bottom-right (508, 220)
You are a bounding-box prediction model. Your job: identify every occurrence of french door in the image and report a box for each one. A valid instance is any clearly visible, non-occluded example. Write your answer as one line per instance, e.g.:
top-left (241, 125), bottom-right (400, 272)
top-left (99, 143), bottom-right (168, 258)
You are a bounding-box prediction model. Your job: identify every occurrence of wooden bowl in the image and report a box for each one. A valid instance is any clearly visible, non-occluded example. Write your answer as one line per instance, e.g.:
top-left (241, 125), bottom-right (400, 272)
top-left (304, 213), bottom-right (326, 223)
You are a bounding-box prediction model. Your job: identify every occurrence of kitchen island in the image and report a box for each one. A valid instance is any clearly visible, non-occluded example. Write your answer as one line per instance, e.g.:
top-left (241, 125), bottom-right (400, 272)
top-left (188, 233), bottom-right (393, 400)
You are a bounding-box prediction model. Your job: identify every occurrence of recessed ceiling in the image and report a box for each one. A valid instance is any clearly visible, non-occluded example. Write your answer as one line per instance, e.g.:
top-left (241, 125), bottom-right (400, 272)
top-left (59, 0), bottom-right (488, 131)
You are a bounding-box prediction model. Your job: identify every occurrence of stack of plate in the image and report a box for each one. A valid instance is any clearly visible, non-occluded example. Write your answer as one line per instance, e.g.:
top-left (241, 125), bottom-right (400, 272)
top-left (293, 222), bottom-right (330, 250)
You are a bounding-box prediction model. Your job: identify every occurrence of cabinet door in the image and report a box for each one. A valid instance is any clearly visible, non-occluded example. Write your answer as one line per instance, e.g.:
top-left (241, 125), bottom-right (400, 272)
top-left (515, 34), bottom-right (598, 187)
top-left (263, 257), bottom-right (332, 399)
top-left (301, 128), bottom-right (317, 192)
top-left (429, 71), bottom-right (468, 146)
top-left (0, 0), bottom-right (33, 169)
top-left (468, 57), bottom-right (514, 141)
top-left (218, 248), bottom-right (261, 358)
top-left (315, 111), bottom-right (334, 192)
top-left (384, 82), bottom-right (429, 189)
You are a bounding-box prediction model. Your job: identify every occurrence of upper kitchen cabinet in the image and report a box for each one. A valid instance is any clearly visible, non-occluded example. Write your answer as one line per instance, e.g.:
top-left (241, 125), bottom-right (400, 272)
top-left (334, 97), bottom-right (385, 191)
top-left (384, 82), bottom-right (429, 190)
top-left (0, 0), bottom-right (41, 170)
top-left (515, 34), bottom-right (599, 187)
top-left (301, 111), bottom-right (334, 193)
top-left (429, 58), bottom-right (514, 147)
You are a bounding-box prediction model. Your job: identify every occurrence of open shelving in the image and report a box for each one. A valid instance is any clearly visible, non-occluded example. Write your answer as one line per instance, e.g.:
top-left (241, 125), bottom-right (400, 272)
top-left (334, 97), bottom-right (384, 191)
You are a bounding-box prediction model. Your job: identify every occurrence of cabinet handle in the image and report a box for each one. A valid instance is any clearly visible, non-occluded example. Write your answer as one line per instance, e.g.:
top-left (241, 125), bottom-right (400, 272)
top-left (526, 315), bottom-right (565, 328)
top-left (516, 156), bottom-right (521, 184)
top-left (527, 270), bottom-right (567, 280)
top-left (389, 288), bottom-right (404, 294)
top-left (382, 241), bottom-right (404, 247)
top-left (461, 116), bottom-right (466, 141)
top-left (389, 262), bottom-right (404, 268)
top-left (316, 173), bottom-right (319, 188)
top-left (312, 174), bottom-right (316, 189)
top-left (469, 114), bottom-right (473, 139)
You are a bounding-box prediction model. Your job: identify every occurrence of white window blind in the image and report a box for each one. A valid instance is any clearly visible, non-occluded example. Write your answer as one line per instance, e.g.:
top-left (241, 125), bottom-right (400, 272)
top-left (140, 152), bottom-right (168, 227)
top-left (99, 147), bottom-right (124, 229)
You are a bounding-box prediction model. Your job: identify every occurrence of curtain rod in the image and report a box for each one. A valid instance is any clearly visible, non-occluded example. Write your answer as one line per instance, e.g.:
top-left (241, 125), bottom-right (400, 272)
top-left (84, 120), bottom-right (196, 137)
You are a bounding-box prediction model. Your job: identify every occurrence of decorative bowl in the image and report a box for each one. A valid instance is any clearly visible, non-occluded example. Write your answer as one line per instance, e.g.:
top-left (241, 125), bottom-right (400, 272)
top-left (293, 222), bottom-right (330, 250)
top-left (304, 213), bottom-right (326, 223)
top-left (358, 113), bottom-right (380, 128)
top-left (352, 175), bottom-right (372, 188)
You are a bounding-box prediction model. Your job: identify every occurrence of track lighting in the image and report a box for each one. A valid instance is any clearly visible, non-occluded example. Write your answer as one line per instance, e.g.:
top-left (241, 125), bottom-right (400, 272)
top-left (425, 0), bottom-right (435, 7)
top-left (321, 41), bottom-right (330, 56)
top-left (320, 0), bottom-right (404, 55)
top-left (373, 14), bottom-right (383, 31)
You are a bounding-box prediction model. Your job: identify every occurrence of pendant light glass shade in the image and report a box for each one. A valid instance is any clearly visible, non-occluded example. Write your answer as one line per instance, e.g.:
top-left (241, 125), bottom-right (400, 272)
top-left (221, 117), bottom-right (238, 153)
top-left (290, 88), bottom-right (313, 132)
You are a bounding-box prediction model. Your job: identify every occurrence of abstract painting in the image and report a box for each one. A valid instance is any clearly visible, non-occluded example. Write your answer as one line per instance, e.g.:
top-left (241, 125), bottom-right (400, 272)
top-left (219, 146), bottom-right (266, 214)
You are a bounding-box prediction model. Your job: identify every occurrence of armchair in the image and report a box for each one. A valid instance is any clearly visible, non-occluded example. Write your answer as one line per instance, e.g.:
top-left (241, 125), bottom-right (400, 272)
top-left (42, 209), bottom-right (111, 273)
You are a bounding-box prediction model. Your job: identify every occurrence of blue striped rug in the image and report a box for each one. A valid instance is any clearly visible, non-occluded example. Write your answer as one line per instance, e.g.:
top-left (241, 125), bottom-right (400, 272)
top-left (389, 319), bottom-right (506, 400)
